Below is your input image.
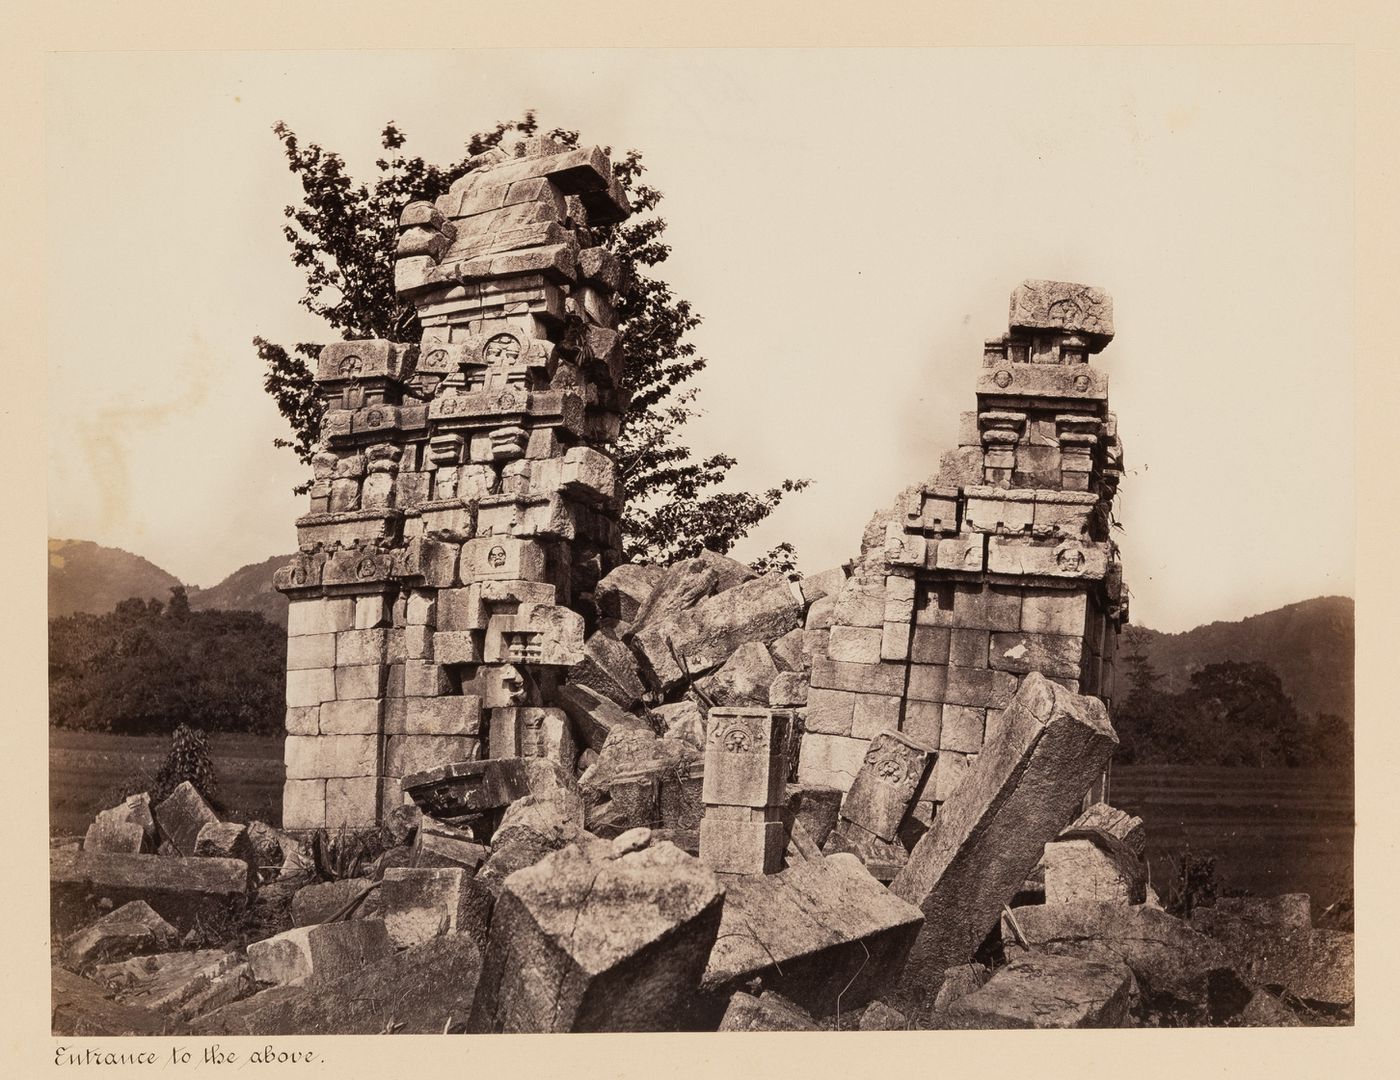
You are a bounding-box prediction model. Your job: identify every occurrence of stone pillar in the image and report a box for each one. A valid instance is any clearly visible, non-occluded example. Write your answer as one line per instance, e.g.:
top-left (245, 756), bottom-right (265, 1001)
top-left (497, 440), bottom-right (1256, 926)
top-left (799, 280), bottom-right (1128, 827)
top-left (275, 138), bottom-right (632, 830)
top-left (699, 708), bottom-right (789, 874)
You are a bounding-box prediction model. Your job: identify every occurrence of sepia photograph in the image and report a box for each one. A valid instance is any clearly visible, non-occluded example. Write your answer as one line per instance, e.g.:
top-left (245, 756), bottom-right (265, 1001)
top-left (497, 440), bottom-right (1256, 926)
top-left (14, 3), bottom-right (1391, 1073)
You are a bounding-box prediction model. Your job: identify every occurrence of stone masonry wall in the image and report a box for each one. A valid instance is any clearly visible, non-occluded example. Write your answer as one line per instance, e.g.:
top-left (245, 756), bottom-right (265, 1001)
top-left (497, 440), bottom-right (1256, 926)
top-left (797, 280), bottom-right (1128, 829)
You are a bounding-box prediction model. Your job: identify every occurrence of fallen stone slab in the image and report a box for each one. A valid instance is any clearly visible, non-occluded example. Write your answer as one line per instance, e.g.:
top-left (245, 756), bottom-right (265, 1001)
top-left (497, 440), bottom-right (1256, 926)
top-left (191, 935), bottom-right (483, 1036)
top-left (632, 572), bottom-right (804, 692)
top-left (1042, 831), bottom-right (1146, 905)
top-left (1189, 894), bottom-right (1316, 992)
top-left (718, 991), bottom-right (820, 1031)
top-left (653, 698), bottom-right (707, 749)
top-left (174, 961), bottom-right (256, 1023)
top-left (1290, 929), bottom-right (1354, 1010)
top-left (626, 557), bottom-right (721, 635)
top-left (51, 849), bottom-right (253, 932)
top-left (822, 819), bottom-right (909, 881)
top-left (93, 948), bottom-right (239, 1014)
top-left (1007, 901), bottom-right (1253, 1025)
top-left (153, 781), bottom-right (221, 856)
top-left (889, 673), bottom-right (1118, 1015)
top-left (247, 919), bottom-right (394, 988)
top-left (702, 852), bottom-right (924, 1018)
top-left (555, 682), bottom-right (653, 751)
top-left (694, 640), bottom-right (780, 707)
top-left (84, 818), bottom-right (146, 855)
top-left (1240, 988), bottom-right (1304, 1027)
top-left (290, 878), bottom-right (378, 927)
top-left (938, 954), bottom-right (1134, 1029)
top-left (416, 816), bottom-right (490, 871)
top-left (194, 821), bottom-right (256, 862)
top-left (404, 758), bottom-right (582, 824)
top-left (84, 793), bottom-right (158, 855)
top-left (931, 963), bottom-right (991, 1013)
top-left (468, 834), bottom-right (723, 1032)
top-left (51, 968), bottom-right (181, 1036)
top-left (381, 867), bottom-right (492, 949)
top-left (858, 1000), bottom-right (911, 1030)
top-left (785, 784), bottom-right (843, 848)
top-left (580, 730), bottom-right (703, 823)
top-left (569, 629), bottom-right (648, 708)
top-left (595, 562), bottom-right (667, 629)
top-left (65, 900), bottom-right (179, 970)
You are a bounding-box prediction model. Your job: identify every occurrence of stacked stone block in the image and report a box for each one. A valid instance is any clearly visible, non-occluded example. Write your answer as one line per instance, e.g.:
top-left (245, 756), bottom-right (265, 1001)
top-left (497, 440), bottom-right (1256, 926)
top-left (699, 709), bottom-right (790, 874)
top-left (799, 281), bottom-right (1128, 827)
top-left (276, 138), bottom-right (631, 830)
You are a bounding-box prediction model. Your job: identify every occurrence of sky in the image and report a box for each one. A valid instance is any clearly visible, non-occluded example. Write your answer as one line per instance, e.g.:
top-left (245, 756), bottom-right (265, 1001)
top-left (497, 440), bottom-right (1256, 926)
top-left (44, 47), bottom-right (1354, 634)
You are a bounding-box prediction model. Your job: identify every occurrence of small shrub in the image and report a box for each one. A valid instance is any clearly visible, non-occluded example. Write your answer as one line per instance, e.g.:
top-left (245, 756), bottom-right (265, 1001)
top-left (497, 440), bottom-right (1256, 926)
top-left (307, 826), bottom-right (386, 883)
top-left (1157, 847), bottom-right (1217, 919)
top-left (150, 723), bottom-right (218, 804)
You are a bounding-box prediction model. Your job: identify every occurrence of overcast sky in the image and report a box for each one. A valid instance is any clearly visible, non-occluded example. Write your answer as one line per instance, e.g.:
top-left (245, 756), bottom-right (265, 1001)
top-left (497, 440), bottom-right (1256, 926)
top-left (45, 47), bottom-right (1353, 634)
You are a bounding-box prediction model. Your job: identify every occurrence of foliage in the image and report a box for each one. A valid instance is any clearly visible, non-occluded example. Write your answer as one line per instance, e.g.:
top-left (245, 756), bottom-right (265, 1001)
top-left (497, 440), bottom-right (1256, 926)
top-left (307, 827), bottom-right (384, 884)
top-left (151, 722), bottom-right (218, 803)
top-left (1157, 847), bottom-right (1218, 919)
top-left (1114, 652), bottom-right (1348, 769)
top-left (256, 111), bottom-right (808, 565)
top-left (48, 588), bottom-right (285, 736)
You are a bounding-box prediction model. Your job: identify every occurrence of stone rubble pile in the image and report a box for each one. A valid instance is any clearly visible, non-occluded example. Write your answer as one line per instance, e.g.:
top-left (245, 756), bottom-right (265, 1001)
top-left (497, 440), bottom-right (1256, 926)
top-left (48, 135), bottom-right (1353, 1033)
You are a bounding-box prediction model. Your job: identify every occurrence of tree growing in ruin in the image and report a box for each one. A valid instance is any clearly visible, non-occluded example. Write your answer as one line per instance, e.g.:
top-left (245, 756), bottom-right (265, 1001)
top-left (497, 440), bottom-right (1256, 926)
top-left (254, 111), bottom-right (808, 569)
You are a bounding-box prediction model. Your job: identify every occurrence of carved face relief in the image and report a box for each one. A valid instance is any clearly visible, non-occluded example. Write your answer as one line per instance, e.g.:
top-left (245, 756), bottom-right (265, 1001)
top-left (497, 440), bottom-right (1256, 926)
top-left (484, 334), bottom-right (522, 365)
top-left (1054, 541), bottom-right (1086, 573)
top-left (487, 545), bottom-right (508, 569)
top-left (993, 369), bottom-right (1013, 388)
top-left (338, 354), bottom-right (363, 376)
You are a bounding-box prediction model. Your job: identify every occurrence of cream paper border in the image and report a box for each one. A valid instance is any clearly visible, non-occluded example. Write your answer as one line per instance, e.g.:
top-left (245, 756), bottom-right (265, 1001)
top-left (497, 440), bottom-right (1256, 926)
top-left (4, 2), bottom-right (1396, 1076)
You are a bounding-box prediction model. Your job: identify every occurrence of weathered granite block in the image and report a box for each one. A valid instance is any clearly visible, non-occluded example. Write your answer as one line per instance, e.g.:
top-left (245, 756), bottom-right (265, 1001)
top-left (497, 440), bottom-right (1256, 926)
top-left (154, 782), bottom-right (221, 857)
top-left (939, 953), bottom-right (1133, 1029)
top-left (247, 920), bottom-right (394, 988)
top-left (468, 836), bottom-right (723, 1032)
top-left (379, 867), bottom-right (492, 949)
top-left (702, 853), bottom-right (924, 1017)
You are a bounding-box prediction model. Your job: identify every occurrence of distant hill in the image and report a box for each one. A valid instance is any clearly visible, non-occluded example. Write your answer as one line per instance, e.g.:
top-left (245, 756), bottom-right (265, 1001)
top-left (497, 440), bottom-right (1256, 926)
top-left (1133, 596), bottom-right (1354, 724)
top-left (188, 555), bottom-right (293, 628)
top-left (47, 539), bottom-right (184, 618)
top-left (48, 540), bottom-right (292, 627)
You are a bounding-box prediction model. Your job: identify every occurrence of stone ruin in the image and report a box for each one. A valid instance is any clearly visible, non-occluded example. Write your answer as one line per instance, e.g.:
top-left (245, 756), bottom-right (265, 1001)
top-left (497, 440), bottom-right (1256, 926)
top-left (271, 138), bottom-right (632, 831)
top-left (52, 138), bottom-right (1352, 1034)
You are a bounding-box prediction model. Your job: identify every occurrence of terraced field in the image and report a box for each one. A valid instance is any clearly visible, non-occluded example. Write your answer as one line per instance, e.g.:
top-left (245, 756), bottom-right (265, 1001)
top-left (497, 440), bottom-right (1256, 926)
top-left (1112, 764), bottom-right (1354, 918)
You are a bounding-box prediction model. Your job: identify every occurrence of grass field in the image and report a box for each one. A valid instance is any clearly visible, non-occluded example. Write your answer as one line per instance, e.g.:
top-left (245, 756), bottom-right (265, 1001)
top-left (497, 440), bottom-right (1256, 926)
top-left (48, 728), bottom-right (284, 836)
top-left (48, 732), bottom-right (1354, 914)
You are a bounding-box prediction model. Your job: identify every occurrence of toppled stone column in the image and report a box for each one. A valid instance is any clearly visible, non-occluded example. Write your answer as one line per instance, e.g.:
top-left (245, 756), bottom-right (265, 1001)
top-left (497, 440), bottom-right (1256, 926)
top-left (799, 281), bottom-right (1128, 833)
top-left (888, 672), bottom-right (1118, 1015)
top-left (699, 708), bottom-right (789, 874)
top-left (274, 138), bottom-right (633, 829)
